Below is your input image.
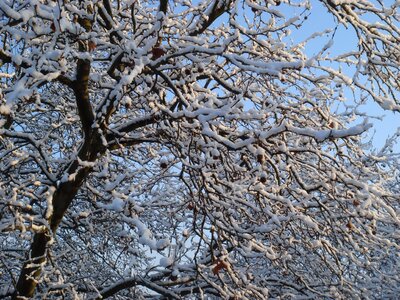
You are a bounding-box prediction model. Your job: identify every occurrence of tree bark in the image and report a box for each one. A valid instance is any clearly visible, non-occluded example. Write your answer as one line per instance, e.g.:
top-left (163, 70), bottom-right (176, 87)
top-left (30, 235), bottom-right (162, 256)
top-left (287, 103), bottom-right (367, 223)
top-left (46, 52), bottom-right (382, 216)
top-left (12, 133), bottom-right (105, 298)
top-left (13, 232), bottom-right (49, 299)
top-left (12, 53), bottom-right (102, 298)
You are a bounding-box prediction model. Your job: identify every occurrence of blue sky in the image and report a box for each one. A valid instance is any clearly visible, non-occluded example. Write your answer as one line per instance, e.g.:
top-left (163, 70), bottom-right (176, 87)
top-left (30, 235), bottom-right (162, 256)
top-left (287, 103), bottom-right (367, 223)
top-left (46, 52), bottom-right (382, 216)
top-left (286, 1), bottom-right (400, 152)
top-left (219, 0), bottom-right (399, 152)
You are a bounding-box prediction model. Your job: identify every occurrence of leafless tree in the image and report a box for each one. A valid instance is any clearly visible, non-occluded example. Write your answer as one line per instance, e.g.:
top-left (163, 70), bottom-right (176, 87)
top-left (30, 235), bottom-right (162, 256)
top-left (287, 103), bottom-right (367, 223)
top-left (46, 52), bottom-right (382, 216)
top-left (0, 0), bottom-right (399, 299)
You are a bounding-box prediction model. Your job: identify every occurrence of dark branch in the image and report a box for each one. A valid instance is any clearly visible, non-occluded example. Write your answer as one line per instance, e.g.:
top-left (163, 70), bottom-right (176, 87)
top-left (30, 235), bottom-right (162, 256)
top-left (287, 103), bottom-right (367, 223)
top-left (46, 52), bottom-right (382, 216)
top-left (159, 0), bottom-right (168, 14)
top-left (98, 274), bottom-right (180, 299)
top-left (72, 58), bottom-right (95, 135)
top-left (107, 113), bottom-right (162, 138)
top-left (13, 233), bottom-right (49, 299)
top-left (0, 50), bottom-right (73, 87)
top-left (189, 0), bottom-right (232, 36)
top-left (103, 0), bottom-right (113, 17)
top-left (98, 4), bottom-right (113, 30)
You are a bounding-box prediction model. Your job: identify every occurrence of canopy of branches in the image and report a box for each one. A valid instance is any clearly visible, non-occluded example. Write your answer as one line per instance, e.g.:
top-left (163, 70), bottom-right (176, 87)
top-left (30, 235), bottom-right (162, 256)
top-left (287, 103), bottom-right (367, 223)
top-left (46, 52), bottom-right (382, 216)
top-left (0, 0), bottom-right (399, 299)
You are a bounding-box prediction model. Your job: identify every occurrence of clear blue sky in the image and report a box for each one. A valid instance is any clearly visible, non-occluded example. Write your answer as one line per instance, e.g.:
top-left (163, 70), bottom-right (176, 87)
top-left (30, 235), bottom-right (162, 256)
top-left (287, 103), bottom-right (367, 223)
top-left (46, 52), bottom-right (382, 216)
top-left (287, 1), bottom-right (400, 152)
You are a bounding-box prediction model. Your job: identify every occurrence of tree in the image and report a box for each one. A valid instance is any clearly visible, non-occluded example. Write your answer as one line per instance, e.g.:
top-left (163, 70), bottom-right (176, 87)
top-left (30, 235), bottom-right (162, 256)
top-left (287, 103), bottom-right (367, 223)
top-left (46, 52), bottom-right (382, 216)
top-left (1, 0), bottom-right (399, 298)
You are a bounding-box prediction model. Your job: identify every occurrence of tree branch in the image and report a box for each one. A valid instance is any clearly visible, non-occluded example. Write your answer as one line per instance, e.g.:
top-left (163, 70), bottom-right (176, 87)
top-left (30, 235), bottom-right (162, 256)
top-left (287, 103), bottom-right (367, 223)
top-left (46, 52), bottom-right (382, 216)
top-left (159, 0), bottom-right (168, 14)
top-left (189, 0), bottom-right (232, 36)
top-left (98, 274), bottom-right (181, 299)
top-left (107, 113), bottom-right (162, 139)
top-left (72, 58), bottom-right (95, 135)
top-left (13, 129), bottom-right (106, 298)
top-left (13, 233), bottom-right (49, 299)
top-left (13, 15), bottom-right (100, 296)
top-left (0, 49), bottom-right (73, 87)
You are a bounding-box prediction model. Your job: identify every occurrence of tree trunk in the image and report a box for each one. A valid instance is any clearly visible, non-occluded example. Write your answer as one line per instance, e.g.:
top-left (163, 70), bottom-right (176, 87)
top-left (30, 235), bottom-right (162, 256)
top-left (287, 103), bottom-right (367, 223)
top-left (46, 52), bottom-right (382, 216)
top-left (13, 55), bottom-right (101, 298)
top-left (12, 133), bottom-right (104, 298)
top-left (13, 232), bottom-right (49, 299)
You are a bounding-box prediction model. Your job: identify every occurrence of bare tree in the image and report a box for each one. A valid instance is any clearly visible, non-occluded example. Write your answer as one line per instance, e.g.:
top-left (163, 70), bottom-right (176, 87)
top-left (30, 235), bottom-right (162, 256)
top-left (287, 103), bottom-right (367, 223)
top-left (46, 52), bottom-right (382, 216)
top-left (0, 0), bottom-right (399, 299)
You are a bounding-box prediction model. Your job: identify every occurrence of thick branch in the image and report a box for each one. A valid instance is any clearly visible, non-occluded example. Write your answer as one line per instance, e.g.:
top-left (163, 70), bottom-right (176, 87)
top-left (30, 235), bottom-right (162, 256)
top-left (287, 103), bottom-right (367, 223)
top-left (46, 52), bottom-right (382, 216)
top-left (106, 52), bottom-right (124, 80)
top-left (98, 276), bottom-right (142, 299)
top-left (49, 138), bottom-right (103, 232)
top-left (98, 4), bottom-right (113, 30)
top-left (13, 131), bottom-right (106, 299)
top-left (98, 274), bottom-right (180, 299)
top-left (13, 233), bottom-right (49, 299)
top-left (189, 0), bottom-right (232, 36)
top-left (72, 58), bottom-right (95, 135)
top-left (0, 3), bottom-right (23, 25)
top-left (97, 245), bottom-right (232, 299)
top-left (0, 49), bottom-right (73, 87)
top-left (159, 0), bottom-right (168, 14)
top-left (13, 37), bottom-right (98, 297)
top-left (107, 113), bottom-right (161, 139)
top-left (103, 0), bottom-right (113, 17)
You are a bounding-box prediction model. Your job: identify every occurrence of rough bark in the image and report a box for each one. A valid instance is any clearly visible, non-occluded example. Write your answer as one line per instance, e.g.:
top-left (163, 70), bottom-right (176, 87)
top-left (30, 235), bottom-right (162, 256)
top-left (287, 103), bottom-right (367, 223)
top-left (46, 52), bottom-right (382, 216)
top-left (13, 232), bottom-right (49, 299)
top-left (12, 51), bottom-right (102, 298)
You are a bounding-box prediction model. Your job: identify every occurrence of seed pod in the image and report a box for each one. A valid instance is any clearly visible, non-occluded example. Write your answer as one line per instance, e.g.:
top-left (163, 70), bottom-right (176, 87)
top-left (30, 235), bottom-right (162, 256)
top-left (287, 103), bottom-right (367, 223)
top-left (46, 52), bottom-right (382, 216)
top-left (211, 149), bottom-right (220, 160)
top-left (151, 47), bottom-right (165, 60)
top-left (212, 260), bottom-right (228, 275)
top-left (88, 41), bottom-right (96, 52)
top-left (160, 157), bottom-right (168, 169)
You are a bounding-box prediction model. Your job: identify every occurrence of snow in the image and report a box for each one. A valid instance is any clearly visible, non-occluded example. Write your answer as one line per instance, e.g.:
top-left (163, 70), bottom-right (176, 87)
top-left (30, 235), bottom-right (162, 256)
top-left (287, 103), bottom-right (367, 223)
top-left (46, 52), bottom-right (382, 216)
top-left (287, 120), bottom-right (373, 142)
top-left (298, 215), bottom-right (319, 230)
top-left (156, 239), bottom-right (170, 250)
top-left (121, 216), bottom-right (170, 251)
top-left (104, 174), bottom-right (126, 192)
top-left (1, 1), bottom-right (400, 298)
top-left (159, 256), bottom-right (174, 267)
top-left (5, 79), bottom-right (32, 110)
top-left (77, 158), bottom-right (96, 168)
top-left (45, 186), bottom-right (56, 219)
top-left (0, 105), bottom-right (10, 115)
top-left (0, 2), bottom-right (21, 20)
top-left (19, 9), bottom-right (34, 23)
top-left (0, 72), bottom-right (14, 79)
top-left (12, 55), bottom-right (23, 66)
top-left (99, 198), bottom-right (125, 212)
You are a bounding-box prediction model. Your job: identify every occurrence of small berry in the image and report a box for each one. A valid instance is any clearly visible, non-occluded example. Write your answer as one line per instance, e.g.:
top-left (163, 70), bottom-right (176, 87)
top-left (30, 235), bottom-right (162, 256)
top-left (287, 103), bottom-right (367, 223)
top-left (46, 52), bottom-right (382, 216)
top-left (151, 47), bottom-right (165, 60)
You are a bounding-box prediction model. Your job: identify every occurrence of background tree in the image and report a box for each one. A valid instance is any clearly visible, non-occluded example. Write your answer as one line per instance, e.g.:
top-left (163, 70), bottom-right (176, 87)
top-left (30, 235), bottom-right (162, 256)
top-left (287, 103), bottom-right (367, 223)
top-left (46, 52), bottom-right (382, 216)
top-left (0, 0), bottom-right (399, 299)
